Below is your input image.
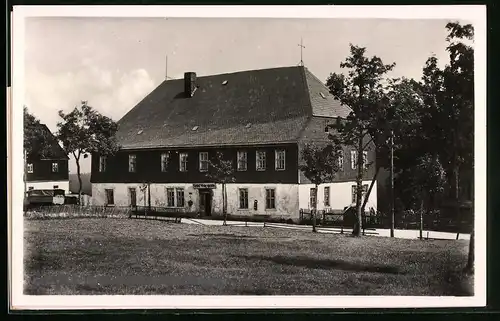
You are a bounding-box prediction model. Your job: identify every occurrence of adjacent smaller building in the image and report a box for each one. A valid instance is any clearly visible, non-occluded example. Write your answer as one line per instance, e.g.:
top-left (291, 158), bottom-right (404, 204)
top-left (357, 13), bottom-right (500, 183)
top-left (25, 124), bottom-right (70, 194)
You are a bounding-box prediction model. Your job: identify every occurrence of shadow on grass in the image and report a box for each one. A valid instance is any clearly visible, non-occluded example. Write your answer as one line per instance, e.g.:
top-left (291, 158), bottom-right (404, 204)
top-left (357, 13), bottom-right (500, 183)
top-left (238, 255), bottom-right (405, 275)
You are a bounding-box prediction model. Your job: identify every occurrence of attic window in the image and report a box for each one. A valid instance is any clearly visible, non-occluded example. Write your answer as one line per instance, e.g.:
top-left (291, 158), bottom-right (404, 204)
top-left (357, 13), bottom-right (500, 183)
top-left (222, 80), bottom-right (228, 85)
top-left (192, 126), bottom-right (199, 131)
top-left (319, 92), bottom-right (327, 99)
top-left (245, 123), bottom-right (252, 128)
top-left (137, 129), bottom-right (143, 135)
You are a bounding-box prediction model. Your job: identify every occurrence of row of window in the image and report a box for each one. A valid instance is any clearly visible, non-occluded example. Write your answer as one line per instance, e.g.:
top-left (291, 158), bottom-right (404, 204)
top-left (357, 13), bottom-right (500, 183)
top-left (104, 187), bottom-right (277, 210)
top-left (26, 162), bottom-right (59, 174)
top-left (308, 184), bottom-right (369, 208)
top-left (99, 150), bottom-right (370, 173)
top-left (99, 150), bottom-right (287, 173)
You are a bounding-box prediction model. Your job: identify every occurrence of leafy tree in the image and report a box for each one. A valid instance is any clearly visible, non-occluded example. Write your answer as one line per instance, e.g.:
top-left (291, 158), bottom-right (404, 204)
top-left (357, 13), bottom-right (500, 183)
top-left (207, 151), bottom-right (236, 225)
top-left (414, 155), bottom-right (446, 239)
top-left (24, 106), bottom-right (53, 158)
top-left (420, 22), bottom-right (474, 271)
top-left (326, 44), bottom-right (395, 236)
top-left (23, 107), bottom-right (55, 195)
top-left (299, 143), bottom-right (342, 232)
top-left (56, 101), bottom-right (119, 203)
top-left (421, 22), bottom-right (474, 205)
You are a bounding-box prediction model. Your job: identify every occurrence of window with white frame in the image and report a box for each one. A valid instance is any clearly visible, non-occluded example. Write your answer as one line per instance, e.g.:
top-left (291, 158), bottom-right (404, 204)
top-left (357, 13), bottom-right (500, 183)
top-left (265, 188), bottom-right (276, 209)
top-left (166, 188), bottom-right (175, 207)
top-left (363, 151), bottom-right (368, 169)
top-left (309, 188), bottom-right (317, 209)
top-left (199, 152), bottom-right (209, 172)
top-left (337, 150), bottom-right (344, 171)
top-left (176, 188), bottom-right (185, 207)
top-left (128, 154), bottom-right (136, 173)
top-left (237, 151), bottom-right (247, 171)
top-left (27, 163), bottom-right (33, 173)
top-left (179, 152), bottom-right (188, 172)
top-left (324, 186), bottom-right (330, 207)
top-left (99, 156), bottom-right (107, 172)
top-left (256, 150), bottom-right (266, 171)
top-left (105, 189), bottom-right (114, 205)
top-left (350, 150), bottom-right (357, 169)
top-left (275, 149), bottom-right (285, 171)
top-left (51, 162), bottom-right (59, 173)
top-left (239, 188), bottom-right (249, 209)
top-left (161, 152), bottom-right (169, 172)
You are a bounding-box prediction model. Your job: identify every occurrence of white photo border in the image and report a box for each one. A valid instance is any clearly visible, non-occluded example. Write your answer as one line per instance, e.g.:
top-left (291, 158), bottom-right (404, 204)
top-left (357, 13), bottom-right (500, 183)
top-left (10, 5), bottom-right (487, 310)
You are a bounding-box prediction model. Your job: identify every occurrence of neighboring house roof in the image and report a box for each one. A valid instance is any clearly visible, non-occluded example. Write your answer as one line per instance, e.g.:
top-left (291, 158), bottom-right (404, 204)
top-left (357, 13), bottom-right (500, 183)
top-left (28, 124), bottom-right (69, 160)
top-left (116, 66), bottom-right (352, 149)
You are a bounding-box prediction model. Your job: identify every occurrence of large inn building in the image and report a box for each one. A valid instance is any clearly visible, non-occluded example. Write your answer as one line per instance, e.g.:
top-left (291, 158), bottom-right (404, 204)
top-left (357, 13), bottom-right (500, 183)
top-left (91, 66), bottom-right (378, 221)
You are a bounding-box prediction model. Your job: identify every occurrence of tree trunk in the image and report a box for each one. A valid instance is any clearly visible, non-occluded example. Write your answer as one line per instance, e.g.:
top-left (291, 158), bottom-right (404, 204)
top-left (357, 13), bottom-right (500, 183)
top-left (147, 182), bottom-right (151, 213)
top-left (465, 228), bottom-right (474, 274)
top-left (353, 134), bottom-right (364, 237)
top-left (312, 184), bottom-right (318, 233)
top-left (389, 131), bottom-right (395, 237)
top-left (76, 158), bottom-right (82, 206)
top-left (419, 198), bottom-right (424, 240)
top-left (222, 183), bottom-right (227, 226)
top-left (453, 166), bottom-right (461, 240)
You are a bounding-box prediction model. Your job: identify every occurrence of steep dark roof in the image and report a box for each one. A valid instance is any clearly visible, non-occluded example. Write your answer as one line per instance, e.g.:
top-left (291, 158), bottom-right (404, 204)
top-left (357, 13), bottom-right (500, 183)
top-left (116, 66), bottom-right (351, 149)
top-left (28, 124), bottom-right (69, 160)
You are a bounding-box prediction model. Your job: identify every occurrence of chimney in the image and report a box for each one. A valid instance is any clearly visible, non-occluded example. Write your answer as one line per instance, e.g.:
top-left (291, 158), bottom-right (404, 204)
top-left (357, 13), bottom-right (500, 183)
top-left (184, 72), bottom-right (197, 97)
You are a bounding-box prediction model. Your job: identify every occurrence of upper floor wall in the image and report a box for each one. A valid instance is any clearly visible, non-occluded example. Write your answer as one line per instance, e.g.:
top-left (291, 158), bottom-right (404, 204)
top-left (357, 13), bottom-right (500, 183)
top-left (26, 159), bottom-right (69, 182)
top-left (91, 143), bottom-right (300, 184)
top-left (298, 116), bottom-right (377, 183)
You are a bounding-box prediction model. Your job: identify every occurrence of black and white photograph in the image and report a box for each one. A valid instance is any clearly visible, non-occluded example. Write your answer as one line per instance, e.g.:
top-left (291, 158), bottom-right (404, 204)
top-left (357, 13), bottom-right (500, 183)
top-left (9, 5), bottom-right (486, 310)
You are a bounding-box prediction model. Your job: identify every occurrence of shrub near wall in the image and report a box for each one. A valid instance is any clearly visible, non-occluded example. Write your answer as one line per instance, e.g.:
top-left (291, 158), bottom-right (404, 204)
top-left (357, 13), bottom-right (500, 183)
top-left (24, 205), bottom-right (132, 220)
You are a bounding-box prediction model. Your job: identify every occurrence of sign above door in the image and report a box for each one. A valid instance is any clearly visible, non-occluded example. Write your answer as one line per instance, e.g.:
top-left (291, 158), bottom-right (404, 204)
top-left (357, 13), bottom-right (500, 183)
top-left (193, 183), bottom-right (216, 189)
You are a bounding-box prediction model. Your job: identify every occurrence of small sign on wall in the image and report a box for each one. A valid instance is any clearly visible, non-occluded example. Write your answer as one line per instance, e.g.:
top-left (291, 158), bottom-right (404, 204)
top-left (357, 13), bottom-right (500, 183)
top-left (193, 183), bottom-right (216, 189)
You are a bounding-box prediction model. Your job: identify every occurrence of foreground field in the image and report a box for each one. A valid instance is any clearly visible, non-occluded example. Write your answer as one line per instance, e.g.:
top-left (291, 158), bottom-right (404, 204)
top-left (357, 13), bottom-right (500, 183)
top-left (24, 218), bottom-right (472, 295)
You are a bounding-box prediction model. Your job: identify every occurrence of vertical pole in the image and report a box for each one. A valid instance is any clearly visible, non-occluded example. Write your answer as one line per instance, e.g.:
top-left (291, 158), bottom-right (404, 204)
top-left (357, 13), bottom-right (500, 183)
top-left (165, 55), bottom-right (168, 81)
top-left (24, 149), bottom-right (27, 207)
top-left (390, 130), bottom-right (395, 238)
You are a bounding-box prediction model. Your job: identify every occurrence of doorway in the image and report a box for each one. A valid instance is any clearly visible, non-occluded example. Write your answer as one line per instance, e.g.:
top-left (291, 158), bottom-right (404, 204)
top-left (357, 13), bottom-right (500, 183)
top-left (129, 187), bottom-right (137, 207)
top-left (199, 189), bottom-right (212, 217)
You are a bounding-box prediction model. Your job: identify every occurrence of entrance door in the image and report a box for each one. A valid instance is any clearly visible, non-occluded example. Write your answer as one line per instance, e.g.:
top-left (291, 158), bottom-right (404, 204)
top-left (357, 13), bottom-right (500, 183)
top-left (199, 190), bottom-right (212, 216)
top-left (129, 187), bottom-right (137, 207)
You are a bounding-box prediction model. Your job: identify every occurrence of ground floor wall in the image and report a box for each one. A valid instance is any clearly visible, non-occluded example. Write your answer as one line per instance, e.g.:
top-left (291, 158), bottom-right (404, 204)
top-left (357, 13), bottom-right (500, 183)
top-left (91, 183), bottom-right (300, 220)
top-left (91, 180), bottom-right (377, 221)
top-left (298, 180), bottom-right (377, 212)
top-left (26, 180), bottom-right (70, 194)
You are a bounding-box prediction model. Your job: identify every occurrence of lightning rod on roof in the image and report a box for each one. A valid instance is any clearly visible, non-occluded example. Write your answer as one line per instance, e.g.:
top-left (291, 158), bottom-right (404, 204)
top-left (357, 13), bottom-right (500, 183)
top-left (298, 38), bottom-right (305, 67)
top-left (165, 55), bottom-right (168, 80)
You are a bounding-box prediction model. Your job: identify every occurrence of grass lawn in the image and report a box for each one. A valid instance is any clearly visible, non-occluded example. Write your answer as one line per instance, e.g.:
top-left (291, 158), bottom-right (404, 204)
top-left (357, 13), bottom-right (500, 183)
top-left (24, 218), bottom-right (473, 296)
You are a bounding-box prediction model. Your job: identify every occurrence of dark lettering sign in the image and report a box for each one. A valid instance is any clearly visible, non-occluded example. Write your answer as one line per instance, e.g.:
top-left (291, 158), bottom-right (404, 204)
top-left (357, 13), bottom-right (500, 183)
top-left (193, 183), bottom-right (216, 189)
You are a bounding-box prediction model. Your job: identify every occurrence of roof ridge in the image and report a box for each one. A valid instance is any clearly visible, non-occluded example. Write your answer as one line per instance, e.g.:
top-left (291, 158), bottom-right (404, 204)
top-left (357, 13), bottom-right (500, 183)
top-left (165, 65), bottom-right (303, 80)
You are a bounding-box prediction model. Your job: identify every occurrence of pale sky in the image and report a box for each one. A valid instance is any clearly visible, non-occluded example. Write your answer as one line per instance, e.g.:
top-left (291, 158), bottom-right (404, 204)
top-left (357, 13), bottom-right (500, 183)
top-left (24, 17), bottom-right (464, 173)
